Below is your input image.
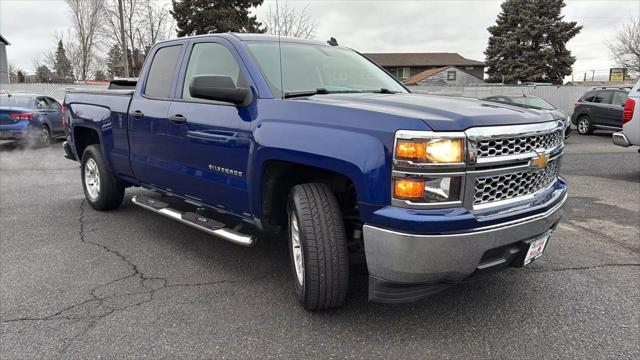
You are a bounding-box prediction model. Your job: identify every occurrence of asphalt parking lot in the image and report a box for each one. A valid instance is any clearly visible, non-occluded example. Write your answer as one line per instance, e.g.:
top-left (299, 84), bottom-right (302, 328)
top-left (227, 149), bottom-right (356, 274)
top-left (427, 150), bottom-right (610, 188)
top-left (1, 132), bottom-right (638, 359)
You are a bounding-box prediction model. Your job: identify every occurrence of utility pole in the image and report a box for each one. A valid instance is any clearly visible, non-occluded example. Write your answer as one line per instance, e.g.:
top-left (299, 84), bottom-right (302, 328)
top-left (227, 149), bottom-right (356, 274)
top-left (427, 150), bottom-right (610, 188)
top-left (591, 70), bottom-right (595, 81)
top-left (118, 0), bottom-right (129, 78)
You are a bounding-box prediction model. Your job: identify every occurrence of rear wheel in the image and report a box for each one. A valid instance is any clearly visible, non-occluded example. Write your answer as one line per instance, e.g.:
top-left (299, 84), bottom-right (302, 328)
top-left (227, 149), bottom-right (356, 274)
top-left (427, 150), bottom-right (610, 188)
top-left (81, 145), bottom-right (125, 210)
top-left (288, 183), bottom-right (349, 310)
top-left (577, 116), bottom-right (593, 135)
top-left (40, 125), bottom-right (51, 146)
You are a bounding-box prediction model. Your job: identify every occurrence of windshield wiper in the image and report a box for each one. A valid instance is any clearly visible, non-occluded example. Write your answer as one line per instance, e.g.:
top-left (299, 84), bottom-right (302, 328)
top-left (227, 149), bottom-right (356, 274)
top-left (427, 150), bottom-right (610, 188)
top-left (283, 88), bottom-right (365, 99)
top-left (362, 88), bottom-right (399, 94)
top-left (283, 88), bottom-right (331, 99)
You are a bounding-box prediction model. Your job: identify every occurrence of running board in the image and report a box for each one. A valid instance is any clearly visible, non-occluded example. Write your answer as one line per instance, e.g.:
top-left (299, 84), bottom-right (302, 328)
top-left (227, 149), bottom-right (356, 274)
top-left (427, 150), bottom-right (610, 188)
top-left (131, 195), bottom-right (256, 247)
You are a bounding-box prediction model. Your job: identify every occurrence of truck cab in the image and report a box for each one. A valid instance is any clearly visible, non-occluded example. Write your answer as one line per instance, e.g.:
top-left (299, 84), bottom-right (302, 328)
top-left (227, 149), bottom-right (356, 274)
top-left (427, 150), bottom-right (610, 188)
top-left (63, 34), bottom-right (567, 310)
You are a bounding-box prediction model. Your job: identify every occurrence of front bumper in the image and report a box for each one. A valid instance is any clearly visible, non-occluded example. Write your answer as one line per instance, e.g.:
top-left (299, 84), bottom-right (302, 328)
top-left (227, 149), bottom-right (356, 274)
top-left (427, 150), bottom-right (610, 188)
top-left (612, 132), bottom-right (630, 147)
top-left (364, 189), bottom-right (566, 303)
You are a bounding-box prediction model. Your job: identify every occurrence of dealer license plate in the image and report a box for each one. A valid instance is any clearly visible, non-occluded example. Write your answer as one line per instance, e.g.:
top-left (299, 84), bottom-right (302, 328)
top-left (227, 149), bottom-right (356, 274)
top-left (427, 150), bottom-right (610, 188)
top-left (523, 233), bottom-right (550, 266)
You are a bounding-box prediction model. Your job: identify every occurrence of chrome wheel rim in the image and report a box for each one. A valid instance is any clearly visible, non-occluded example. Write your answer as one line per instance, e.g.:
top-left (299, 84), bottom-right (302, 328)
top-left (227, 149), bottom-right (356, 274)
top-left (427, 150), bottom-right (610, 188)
top-left (41, 127), bottom-right (50, 144)
top-left (578, 119), bottom-right (589, 133)
top-left (290, 212), bottom-right (304, 286)
top-left (84, 158), bottom-right (100, 200)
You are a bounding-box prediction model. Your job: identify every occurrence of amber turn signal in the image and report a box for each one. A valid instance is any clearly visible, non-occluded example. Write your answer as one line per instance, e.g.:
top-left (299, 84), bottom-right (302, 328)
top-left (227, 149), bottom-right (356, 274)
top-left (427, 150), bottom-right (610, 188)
top-left (394, 179), bottom-right (425, 200)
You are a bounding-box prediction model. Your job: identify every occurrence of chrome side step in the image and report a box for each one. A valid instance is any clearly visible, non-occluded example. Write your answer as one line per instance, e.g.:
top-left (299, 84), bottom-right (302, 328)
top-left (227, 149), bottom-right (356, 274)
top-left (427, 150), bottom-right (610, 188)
top-left (131, 195), bottom-right (256, 247)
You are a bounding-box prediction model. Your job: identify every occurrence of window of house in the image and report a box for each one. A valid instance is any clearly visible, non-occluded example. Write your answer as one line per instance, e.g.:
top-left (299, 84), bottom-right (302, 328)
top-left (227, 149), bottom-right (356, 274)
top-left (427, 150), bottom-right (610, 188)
top-left (144, 45), bottom-right (182, 98)
top-left (447, 71), bottom-right (457, 81)
top-left (182, 42), bottom-right (244, 100)
top-left (400, 67), bottom-right (410, 79)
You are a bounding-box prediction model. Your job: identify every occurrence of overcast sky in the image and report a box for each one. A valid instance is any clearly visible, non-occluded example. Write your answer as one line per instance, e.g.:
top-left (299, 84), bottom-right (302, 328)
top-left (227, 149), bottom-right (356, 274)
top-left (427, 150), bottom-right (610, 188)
top-left (1, 0), bottom-right (639, 80)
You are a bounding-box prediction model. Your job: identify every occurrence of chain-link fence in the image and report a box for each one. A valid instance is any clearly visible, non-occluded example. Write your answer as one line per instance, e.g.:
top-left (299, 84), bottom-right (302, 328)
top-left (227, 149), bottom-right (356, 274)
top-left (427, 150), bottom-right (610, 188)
top-left (1, 83), bottom-right (108, 102)
top-left (408, 85), bottom-right (598, 116)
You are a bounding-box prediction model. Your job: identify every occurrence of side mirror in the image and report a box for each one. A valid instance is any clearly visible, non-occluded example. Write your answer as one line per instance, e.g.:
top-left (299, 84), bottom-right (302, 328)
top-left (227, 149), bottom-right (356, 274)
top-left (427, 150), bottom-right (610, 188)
top-left (189, 75), bottom-right (252, 106)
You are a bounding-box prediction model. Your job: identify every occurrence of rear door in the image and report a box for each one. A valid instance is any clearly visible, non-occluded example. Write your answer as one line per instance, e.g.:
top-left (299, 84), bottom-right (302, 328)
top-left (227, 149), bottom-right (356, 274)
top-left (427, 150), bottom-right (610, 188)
top-left (165, 38), bottom-right (254, 215)
top-left (128, 43), bottom-right (186, 189)
top-left (45, 97), bottom-right (64, 134)
top-left (607, 91), bottom-right (627, 128)
top-left (590, 90), bottom-right (613, 126)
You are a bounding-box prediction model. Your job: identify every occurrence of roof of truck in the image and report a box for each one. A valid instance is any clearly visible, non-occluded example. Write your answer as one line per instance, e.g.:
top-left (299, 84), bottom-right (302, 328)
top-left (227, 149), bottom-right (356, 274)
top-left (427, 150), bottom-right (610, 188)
top-left (156, 33), bottom-right (328, 47)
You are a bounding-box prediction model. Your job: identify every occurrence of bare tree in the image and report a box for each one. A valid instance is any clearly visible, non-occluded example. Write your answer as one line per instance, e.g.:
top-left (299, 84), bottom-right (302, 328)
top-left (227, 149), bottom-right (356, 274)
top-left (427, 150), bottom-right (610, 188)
top-left (65, 0), bottom-right (106, 80)
top-left (103, 0), bottom-right (174, 77)
top-left (609, 18), bottom-right (640, 75)
top-left (263, 1), bottom-right (317, 39)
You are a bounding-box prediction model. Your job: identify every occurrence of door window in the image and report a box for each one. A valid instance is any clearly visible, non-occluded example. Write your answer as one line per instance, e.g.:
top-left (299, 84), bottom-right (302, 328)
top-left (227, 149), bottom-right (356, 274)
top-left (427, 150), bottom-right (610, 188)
top-left (35, 97), bottom-right (49, 109)
top-left (592, 91), bottom-right (611, 104)
top-left (46, 97), bottom-right (61, 111)
top-left (182, 42), bottom-right (244, 100)
top-left (144, 45), bottom-right (183, 98)
top-left (611, 91), bottom-right (628, 106)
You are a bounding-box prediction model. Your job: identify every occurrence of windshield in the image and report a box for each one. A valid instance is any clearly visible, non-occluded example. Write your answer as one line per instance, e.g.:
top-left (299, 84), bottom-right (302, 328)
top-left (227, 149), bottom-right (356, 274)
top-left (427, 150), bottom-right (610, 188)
top-left (245, 41), bottom-right (407, 98)
top-left (0, 95), bottom-right (35, 108)
top-left (511, 97), bottom-right (555, 110)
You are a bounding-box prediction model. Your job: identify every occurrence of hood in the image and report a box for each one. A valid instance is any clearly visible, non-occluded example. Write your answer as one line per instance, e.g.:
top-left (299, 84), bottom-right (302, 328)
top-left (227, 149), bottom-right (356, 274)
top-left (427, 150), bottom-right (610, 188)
top-left (302, 93), bottom-right (558, 131)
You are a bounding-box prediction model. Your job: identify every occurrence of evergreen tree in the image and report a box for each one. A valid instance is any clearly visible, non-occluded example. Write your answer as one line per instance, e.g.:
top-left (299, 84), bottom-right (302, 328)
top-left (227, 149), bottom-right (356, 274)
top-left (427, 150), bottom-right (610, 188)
top-left (484, 0), bottom-right (582, 84)
top-left (107, 44), bottom-right (124, 79)
top-left (17, 71), bottom-right (25, 83)
top-left (171, 0), bottom-right (265, 37)
top-left (35, 65), bottom-right (53, 83)
top-left (94, 70), bottom-right (107, 81)
top-left (54, 40), bottom-right (73, 81)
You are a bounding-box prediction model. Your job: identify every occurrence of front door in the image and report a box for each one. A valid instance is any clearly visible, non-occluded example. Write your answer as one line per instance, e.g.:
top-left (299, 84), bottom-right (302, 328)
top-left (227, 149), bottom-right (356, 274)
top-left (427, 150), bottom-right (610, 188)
top-left (45, 97), bottom-right (64, 134)
top-left (606, 91), bottom-right (627, 128)
top-left (166, 39), bottom-right (255, 216)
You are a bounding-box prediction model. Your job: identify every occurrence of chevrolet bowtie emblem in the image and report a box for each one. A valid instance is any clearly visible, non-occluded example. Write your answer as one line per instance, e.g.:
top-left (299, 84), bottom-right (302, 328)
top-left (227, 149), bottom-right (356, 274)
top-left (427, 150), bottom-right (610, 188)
top-left (530, 153), bottom-right (550, 169)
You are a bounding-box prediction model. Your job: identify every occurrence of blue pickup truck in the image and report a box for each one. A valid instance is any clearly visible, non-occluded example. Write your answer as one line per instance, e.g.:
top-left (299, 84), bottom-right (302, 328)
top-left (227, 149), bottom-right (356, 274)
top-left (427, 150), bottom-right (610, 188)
top-left (63, 34), bottom-right (567, 310)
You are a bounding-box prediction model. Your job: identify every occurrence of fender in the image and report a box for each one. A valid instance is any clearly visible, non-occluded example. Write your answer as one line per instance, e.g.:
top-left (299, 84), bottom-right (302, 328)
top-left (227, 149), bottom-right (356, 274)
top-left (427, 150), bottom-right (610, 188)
top-left (67, 102), bottom-right (115, 172)
top-left (249, 120), bottom-right (390, 219)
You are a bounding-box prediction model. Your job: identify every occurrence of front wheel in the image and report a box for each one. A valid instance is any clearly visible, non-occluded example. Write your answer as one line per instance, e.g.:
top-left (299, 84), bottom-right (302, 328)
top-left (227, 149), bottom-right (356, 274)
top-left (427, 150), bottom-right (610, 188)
top-left (81, 145), bottom-right (125, 210)
top-left (288, 183), bottom-right (349, 310)
top-left (577, 116), bottom-right (593, 135)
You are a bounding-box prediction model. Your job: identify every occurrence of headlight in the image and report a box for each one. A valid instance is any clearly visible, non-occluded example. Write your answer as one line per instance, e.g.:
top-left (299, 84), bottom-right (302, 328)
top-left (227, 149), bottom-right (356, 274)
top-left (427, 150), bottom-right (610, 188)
top-left (393, 176), bottom-right (463, 203)
top-left (395, 138), bottom-right (464, 164)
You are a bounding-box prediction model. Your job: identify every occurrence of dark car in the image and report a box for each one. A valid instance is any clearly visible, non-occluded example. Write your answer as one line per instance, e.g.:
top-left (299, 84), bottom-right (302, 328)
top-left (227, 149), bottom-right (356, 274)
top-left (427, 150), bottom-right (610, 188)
top-left (483, 95), bottom-right (571, 138)
top-left (0, 93), bottom-right (65, 146)
top-left (571, 87), bottom-right (629, 135)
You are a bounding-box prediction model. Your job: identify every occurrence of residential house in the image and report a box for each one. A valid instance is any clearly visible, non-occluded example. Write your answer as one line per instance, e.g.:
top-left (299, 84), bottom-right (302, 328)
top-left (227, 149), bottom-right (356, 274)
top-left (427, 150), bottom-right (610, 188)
top-left (0, 34), bottom-right (9, 84)
top-left (364, 52), bottom-right (485, 81)
top-left (403, 66), bottom-right (485, 86)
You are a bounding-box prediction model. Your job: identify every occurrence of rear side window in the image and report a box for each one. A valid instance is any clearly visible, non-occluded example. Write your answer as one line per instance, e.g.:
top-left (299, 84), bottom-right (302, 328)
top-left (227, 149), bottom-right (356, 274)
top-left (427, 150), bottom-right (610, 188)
top-left (582, 91), bottom-right (596, 102)
top-left (611, 91), bottom-right (628, 106)
top-left (144, 45), bottom-right (182, 98)
top-left (182, 42), bottom-right (244, 100)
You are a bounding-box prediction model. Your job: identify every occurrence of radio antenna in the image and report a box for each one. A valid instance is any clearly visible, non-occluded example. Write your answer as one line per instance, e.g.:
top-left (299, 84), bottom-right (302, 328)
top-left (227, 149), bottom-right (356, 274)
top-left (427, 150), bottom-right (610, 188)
top-left (276, 0), bottom-right (284, 99)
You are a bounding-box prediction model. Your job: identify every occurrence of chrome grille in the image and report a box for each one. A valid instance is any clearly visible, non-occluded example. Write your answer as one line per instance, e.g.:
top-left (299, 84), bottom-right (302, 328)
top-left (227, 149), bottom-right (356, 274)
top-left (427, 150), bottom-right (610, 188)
top-left (475, 129), bottom-right (563, 158)
top-left (473, 159), bottom-right (560, 205)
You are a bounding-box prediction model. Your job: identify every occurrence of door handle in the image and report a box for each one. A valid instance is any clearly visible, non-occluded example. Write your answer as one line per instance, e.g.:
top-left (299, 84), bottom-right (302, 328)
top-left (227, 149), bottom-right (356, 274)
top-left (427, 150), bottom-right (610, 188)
top-left (130, 110), bottom-right (144, 119)
top-left (168, 114), bottom-right (187, 124)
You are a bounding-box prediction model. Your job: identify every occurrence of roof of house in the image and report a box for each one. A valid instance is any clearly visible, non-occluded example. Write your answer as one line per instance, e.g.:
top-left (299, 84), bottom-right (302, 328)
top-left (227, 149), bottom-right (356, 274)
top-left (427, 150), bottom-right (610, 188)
top-left (0, 34), bottom-right (10, 45)
top-left (403, 66), bottom-right (450, 85)
top-left (364, 52), bottom-right (485, 67)
top-left (403, 66), bottom-right (483, 85)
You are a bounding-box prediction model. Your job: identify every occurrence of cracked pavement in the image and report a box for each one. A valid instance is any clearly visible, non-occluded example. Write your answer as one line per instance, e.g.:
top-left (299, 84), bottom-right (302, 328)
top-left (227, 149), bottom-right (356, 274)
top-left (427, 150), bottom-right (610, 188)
top-left (1, 133), bottom-right (638, 359)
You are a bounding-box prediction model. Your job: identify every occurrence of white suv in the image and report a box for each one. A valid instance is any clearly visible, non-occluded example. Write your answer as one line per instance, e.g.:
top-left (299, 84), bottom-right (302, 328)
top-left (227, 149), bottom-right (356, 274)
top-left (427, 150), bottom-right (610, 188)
top-left (613, 80), bottom-right (640, 149)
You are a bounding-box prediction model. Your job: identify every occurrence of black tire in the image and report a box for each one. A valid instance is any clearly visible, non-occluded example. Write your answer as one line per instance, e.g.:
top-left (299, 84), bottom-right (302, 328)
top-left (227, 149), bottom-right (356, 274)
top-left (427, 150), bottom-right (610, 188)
top-left (287, 183), bottom-right (349, 310)
top-left (39, 125), bottom-right (51, 146)
top-left (577, 116), bottom-right (593, 135)
top-left (81, 145), bottom-right (125, 211)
